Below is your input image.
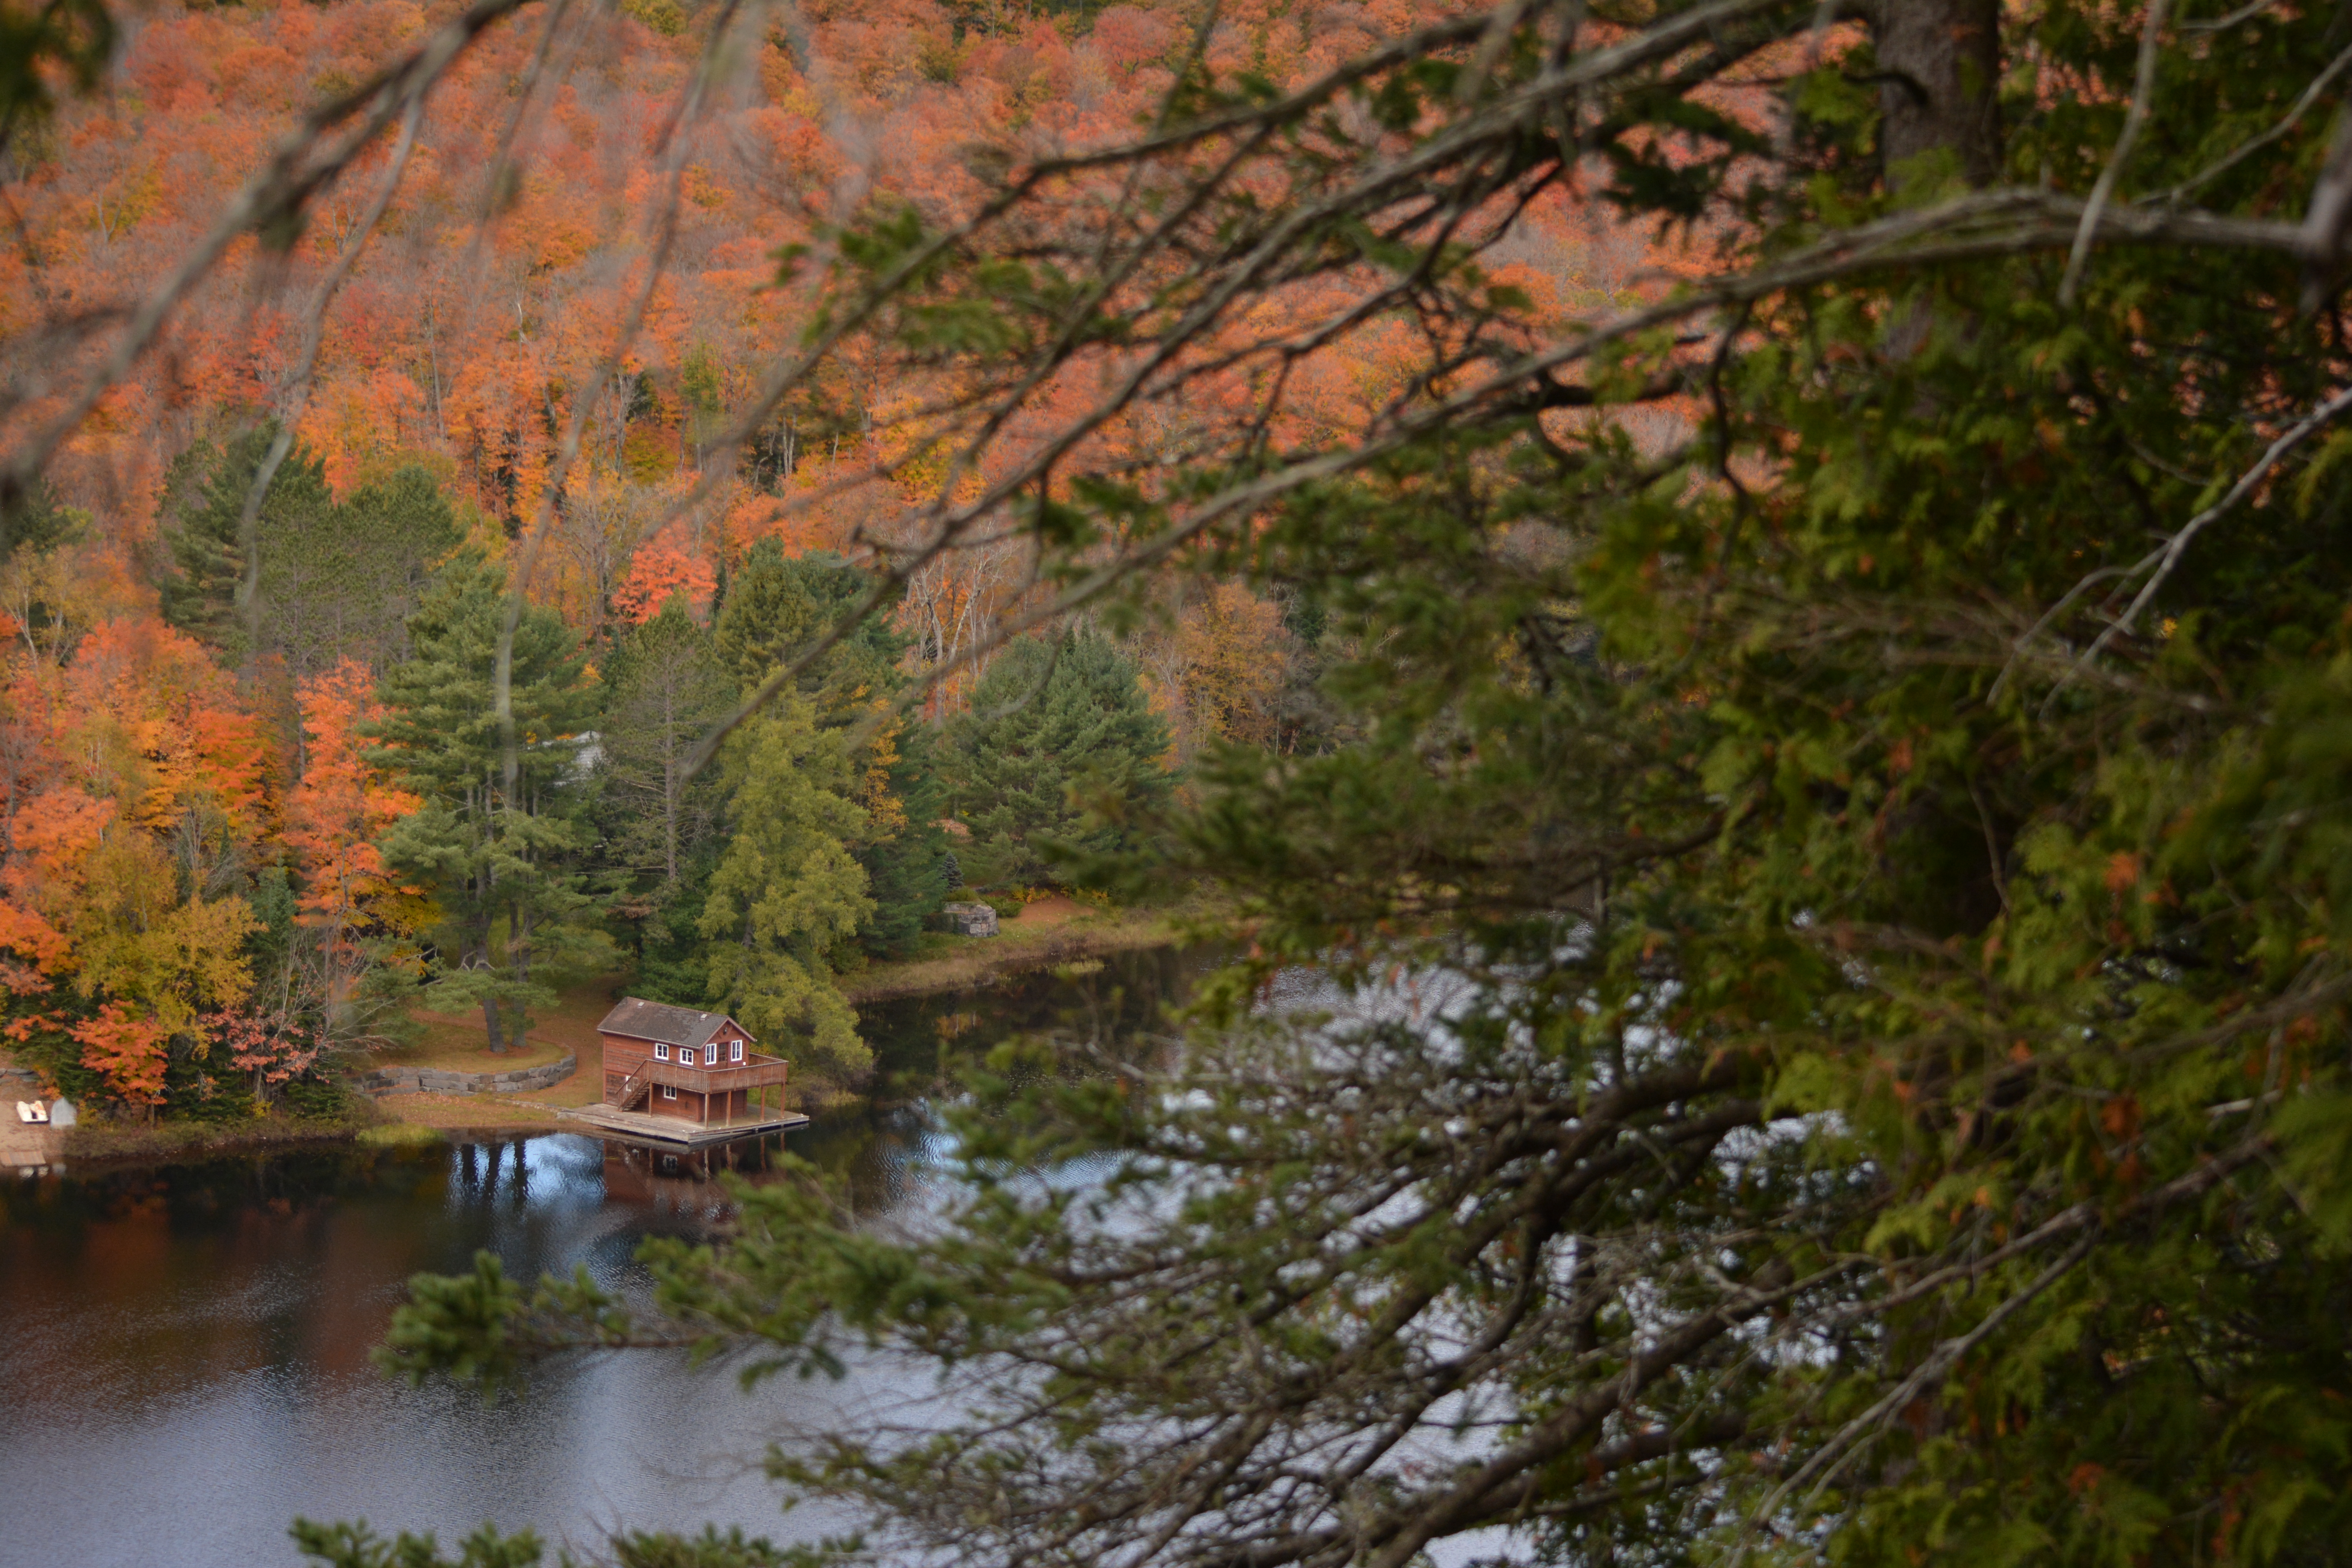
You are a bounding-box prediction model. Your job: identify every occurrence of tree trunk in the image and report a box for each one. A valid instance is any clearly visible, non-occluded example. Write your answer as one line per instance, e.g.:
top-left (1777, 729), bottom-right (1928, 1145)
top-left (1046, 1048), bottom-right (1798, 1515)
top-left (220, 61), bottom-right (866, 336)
top-left (508, 900), bottom-right (532, 1053)
top-left (1875, 0), bottom-right (2002, 193)
top-left (664, 755), bottom-right (680, 884)
top-left (662, 684), bottom-right (681, 884)
top-left (471, 904), bottom-right (506, 1054)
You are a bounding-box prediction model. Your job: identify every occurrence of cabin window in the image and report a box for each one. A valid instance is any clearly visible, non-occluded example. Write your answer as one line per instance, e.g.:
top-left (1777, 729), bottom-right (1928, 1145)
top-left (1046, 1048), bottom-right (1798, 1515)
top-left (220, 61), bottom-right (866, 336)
top-left (706, 1043), bottom-right (720, 1065)
top-left (662, 1084), bottom-right (678, 1100)
top-left (730, 1039), bottom-right (744, 1063)
top-left (655, 1042), bottom-right (670, 1061)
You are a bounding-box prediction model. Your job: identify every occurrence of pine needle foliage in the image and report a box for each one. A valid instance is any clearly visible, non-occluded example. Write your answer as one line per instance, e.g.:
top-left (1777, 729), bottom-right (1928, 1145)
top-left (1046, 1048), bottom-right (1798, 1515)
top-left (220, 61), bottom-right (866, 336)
top-left (370, 554), bottom-right (606, 1053)
top-left (942, 628), bottom-right (1173, 887)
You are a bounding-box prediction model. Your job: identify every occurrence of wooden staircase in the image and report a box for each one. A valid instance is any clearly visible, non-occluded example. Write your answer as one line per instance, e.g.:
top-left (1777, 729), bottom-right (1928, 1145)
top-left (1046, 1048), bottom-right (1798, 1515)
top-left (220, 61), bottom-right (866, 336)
top-left (613, 1065), bottom-right (653, 1111)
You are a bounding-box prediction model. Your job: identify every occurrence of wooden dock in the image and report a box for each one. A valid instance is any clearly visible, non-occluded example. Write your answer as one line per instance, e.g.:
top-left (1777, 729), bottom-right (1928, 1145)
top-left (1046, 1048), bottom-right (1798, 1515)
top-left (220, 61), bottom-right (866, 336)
top-left (2, 1121), bottom-right (64, 1173)
top-left (552, 1103), bottom-right (809, 1145)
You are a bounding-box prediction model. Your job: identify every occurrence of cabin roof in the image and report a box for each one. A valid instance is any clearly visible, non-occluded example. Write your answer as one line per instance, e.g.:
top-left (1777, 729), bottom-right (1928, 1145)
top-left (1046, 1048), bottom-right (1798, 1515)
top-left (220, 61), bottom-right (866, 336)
top-left (596, 998), bottom-right (752, 1050)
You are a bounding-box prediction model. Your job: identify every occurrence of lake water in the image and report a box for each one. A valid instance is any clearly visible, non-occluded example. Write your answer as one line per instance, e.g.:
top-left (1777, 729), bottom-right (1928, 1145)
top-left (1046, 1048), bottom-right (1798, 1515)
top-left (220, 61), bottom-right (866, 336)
top-left (0, 944), bottom-right (1221, 1568)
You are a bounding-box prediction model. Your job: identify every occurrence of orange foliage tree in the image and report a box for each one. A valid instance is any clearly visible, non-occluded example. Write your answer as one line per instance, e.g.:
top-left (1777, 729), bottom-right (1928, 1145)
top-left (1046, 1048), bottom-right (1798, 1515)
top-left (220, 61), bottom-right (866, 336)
top-left (611, 521), bottom-right (718, 625)
top-left (287, 659), bottom-right (425, 1036)
top-left (0, 612), bottom-right (271, 1108)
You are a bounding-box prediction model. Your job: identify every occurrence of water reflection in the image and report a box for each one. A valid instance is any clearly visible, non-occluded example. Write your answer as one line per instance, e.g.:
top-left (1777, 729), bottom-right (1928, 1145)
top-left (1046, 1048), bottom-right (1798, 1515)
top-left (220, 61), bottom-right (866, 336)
top-left (0, 942), bottom-right (1220, 1568)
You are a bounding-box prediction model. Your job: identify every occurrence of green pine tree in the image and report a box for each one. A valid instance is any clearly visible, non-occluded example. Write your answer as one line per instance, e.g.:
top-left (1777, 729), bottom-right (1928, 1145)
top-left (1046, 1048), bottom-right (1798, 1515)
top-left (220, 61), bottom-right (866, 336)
top-left (370, 553), bottom-right (606, 1053)
top-left (267, 464), bottom-right (464, 680)
top-left (159, 429), bottom-right (459, 677)
top-left (160, 423), bottom-right (333, 657)
top-left (598, 597), bottom-right (733, 887)
top-left (714, 541), bottom-right (948, 957)
top-left (697, 697), bottom-right (873, 1082)
top-left (713, 542), bottom-right (902, 710)
top-left (0, 476), bottom-right (78, 566)
top-left (594, 597), bottom-right (735, 1007)
top-left (942, 629), bottom-right (1171, 887)
top-left (853, 714), bottom-right (949, 958)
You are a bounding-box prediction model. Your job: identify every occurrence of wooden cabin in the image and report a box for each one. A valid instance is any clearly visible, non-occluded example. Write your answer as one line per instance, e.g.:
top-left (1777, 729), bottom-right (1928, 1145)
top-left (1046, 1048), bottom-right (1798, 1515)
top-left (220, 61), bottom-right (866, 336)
top-left (596, 999), bottom-right (790, 1128)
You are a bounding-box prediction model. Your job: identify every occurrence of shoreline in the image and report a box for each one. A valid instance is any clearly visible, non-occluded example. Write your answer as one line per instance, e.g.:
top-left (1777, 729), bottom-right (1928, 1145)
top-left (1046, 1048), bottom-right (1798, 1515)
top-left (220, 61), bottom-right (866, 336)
top-left (838, 900), bottom-right (1234, 1004)
top-left (60, 1114), bottom-right (381, 1168)
top-left (56, 1101), bottom-right (586, 1168)
top-left (30, 906), bottom-right (1237, 1171)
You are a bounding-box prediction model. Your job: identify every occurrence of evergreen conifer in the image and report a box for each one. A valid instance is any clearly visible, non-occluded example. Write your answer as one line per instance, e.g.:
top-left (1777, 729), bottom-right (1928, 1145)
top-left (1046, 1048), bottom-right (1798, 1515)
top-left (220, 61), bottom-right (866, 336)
top-left (160, 423), bottom-right (332, 656)
top-left (698, 698), bottom-right (873, 1081)
top-left (598, 597), bottom-right (732, 887)
top-left (943, 630), bottom-right (1170, 886)
top-left (715, 542), bottom-right (949, 956)
top-left (160, 429), bottom-right (460, 676)
top-left (370, 554), bottom-right (604, 1053)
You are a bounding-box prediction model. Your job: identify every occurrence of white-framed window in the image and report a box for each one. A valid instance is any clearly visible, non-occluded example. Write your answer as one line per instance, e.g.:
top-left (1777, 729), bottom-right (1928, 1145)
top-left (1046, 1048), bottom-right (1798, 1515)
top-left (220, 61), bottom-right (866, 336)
top-left (662, 1084), bottom-right (678, 1100)
top-left (730, 1039), bottom-right (744, 1063)
top-left (705, 1043), bottom-right (719, 1065)
top-left (654, 1042), bottom-right (670, 1061)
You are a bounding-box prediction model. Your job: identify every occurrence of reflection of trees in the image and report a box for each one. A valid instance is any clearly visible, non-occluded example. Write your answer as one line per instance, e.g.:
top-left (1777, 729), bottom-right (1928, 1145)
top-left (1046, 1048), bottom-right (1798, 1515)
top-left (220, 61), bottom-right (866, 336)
top-left (792, 944), bottom-right (1216, 1216)
top-left (456, 1138), bottom-right (534, 1207)
top-left (862, 942), bottom-right (1210, 1089)
top-left (0, 1146), bottom-right (466, 1393)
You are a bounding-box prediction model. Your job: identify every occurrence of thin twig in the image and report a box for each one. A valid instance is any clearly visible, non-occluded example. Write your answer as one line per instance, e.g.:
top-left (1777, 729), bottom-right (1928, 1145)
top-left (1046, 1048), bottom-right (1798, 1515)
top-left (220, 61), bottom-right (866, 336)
top-left (2054, 381), bottom-right (2352, 691)
top-left (2158, 40), bottom-right (2352, 206)
top-left (2180, 0), bottom-right (2276, 31)
top-left (1734, 1229), bottom-right (2099, 1561)
top-left (2061, 0), bottom-right (2171, 306)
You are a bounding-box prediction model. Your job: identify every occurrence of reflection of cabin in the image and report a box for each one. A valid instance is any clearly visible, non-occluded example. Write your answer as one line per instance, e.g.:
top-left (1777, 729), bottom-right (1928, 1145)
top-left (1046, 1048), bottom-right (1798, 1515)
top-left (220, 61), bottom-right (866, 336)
top-left (596, 999), bottom-right (790, 1129)
top-left (601, 1135), bottom-right (781, 1209)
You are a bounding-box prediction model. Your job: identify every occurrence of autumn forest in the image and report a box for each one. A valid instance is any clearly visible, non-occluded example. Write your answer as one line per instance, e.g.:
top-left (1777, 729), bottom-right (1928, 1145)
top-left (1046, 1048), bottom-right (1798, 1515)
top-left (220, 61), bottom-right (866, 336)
top-left (0, 0), bottom-right (1387, 1114)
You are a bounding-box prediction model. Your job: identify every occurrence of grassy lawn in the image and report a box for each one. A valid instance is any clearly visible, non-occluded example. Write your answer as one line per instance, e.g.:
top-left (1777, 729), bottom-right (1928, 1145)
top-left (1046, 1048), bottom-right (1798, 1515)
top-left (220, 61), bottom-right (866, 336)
top-left (368, 976), bottom-right (626, 1130)
top-left (375, 1093), bottom-right (567, 1131)
top-left (376, 977), bottom-right (628, 1075)
top-left (507, 1067), bottom-right (608, 1109)
top-left (355, 974), bottom-right (611, 1134)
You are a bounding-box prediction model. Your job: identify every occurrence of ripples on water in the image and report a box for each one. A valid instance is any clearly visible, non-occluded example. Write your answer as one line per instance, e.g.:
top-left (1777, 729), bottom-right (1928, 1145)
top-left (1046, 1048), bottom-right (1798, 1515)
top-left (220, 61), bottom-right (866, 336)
top-left (0, 944), bottom-right (1218, 1568)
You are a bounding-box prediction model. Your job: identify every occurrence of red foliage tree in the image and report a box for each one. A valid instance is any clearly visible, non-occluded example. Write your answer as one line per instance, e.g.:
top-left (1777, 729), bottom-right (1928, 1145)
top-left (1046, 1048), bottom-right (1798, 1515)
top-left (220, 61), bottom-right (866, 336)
top-left (611, 521), bottom-right (716, 625)
top-left (70, 1002), bottom-right (168, 1112)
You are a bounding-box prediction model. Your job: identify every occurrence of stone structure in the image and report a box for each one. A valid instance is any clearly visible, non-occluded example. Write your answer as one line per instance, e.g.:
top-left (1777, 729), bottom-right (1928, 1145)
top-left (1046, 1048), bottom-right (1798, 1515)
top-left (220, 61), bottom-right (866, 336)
top-left (942, 900), bottom-right (1001, 937)
top-left (351, 1054), bottom-right (578, 1097)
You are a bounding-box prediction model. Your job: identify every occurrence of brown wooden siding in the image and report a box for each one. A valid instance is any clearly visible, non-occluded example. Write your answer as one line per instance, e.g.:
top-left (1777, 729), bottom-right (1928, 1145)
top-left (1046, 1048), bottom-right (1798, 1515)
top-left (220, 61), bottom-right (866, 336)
top-left (600, 1025), bottom-right (786, 1125)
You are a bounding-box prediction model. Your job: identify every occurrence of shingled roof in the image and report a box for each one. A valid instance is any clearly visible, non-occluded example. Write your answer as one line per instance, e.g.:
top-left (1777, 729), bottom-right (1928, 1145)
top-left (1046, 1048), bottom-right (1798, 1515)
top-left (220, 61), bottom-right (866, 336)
top-left (596, 998), bottom-right (752, 1050)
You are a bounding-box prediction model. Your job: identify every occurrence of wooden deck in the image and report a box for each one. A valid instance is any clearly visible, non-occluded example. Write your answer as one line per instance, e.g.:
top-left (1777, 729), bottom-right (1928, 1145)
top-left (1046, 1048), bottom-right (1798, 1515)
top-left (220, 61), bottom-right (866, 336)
top-left (553, 1102), bottom-right (809, 1146)
top-left (2, 1121), bottom-right (64, 1172)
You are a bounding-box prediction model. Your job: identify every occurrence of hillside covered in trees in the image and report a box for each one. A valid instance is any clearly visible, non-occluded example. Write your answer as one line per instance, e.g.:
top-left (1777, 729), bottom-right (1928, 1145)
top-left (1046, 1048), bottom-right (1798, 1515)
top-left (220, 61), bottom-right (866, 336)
top-left (0, 0), bottom-right (1331, 1109)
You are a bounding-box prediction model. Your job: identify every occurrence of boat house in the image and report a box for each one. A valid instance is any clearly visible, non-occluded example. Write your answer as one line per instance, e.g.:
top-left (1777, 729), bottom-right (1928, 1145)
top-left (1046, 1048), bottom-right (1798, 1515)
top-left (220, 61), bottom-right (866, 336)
top-left (595, 999), bottom-right (790, 1129)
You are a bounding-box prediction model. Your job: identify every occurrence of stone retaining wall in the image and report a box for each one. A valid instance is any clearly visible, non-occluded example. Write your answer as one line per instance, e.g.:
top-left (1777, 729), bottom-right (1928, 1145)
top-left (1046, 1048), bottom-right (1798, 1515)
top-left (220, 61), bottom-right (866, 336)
top-left (940, 900), bottom-right (1000, 937)
top-left (351, 1054), bottom-right (577, 1097)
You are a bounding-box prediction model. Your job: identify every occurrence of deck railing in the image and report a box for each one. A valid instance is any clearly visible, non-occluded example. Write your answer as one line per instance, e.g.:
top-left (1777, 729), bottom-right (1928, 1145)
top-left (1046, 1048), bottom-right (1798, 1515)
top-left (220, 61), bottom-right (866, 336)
top-left (638, 1051), bottom-right (790, 1097)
